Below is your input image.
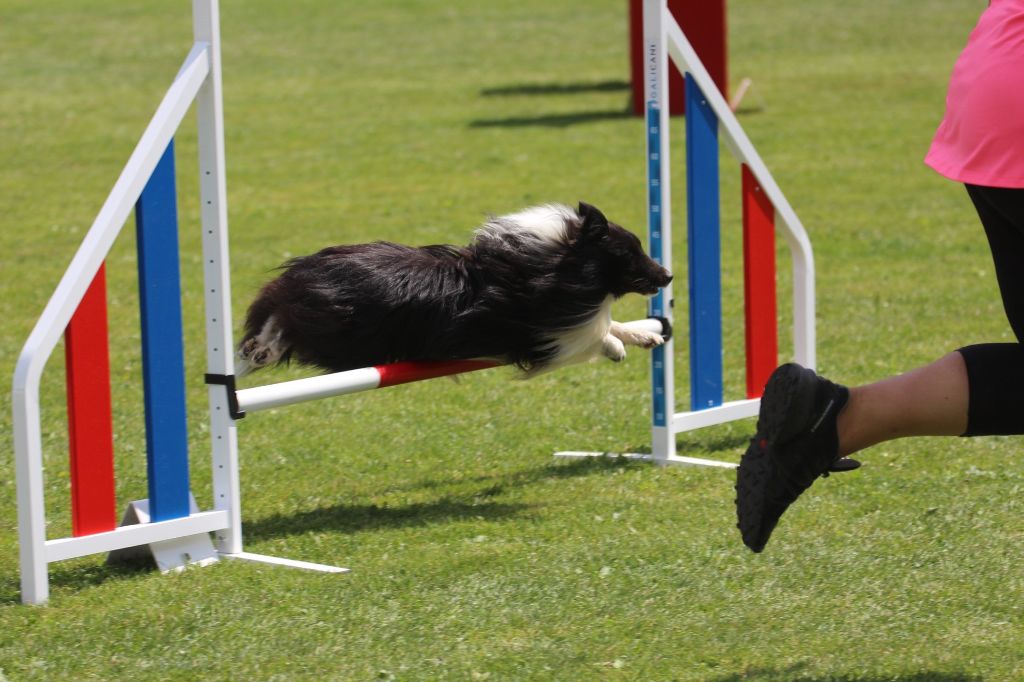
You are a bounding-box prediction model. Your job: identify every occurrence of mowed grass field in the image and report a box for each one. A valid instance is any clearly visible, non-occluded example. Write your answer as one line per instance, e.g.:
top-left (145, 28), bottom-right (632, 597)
top-left (1, 0), bottom-right (1022, 679)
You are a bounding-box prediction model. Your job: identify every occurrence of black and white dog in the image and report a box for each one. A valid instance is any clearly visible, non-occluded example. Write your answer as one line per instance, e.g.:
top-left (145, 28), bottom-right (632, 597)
top-left (238, 202), bottom-right (672, 376)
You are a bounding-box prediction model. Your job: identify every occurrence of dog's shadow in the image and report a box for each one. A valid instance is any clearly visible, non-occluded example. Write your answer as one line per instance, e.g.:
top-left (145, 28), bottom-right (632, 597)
top-left (243, 434), bottom-right (745, 543)
top-left (243, 456), bottom-right (641, 542)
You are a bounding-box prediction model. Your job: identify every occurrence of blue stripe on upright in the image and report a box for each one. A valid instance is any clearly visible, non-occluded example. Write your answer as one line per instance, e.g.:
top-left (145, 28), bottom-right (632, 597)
top-left (135, 140), bottom-right (190, 522)
top-left (684, 74), bottom-right (723, 411)
top-left (646, 102), bottom-right (667, 427)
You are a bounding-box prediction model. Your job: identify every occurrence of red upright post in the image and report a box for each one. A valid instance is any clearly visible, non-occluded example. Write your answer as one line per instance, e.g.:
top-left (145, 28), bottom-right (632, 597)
top-left (741, 164), bottom-right (778, 398)
top-left (629, 0), bottom-right (728, 116)
top-left (64, 263), bottom-right (117, 536)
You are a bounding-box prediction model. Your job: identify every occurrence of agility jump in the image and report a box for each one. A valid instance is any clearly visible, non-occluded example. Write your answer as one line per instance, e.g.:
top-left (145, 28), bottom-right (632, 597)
top-left (13, 0), bottom-right (813, 604)
top-left (556, 0), bottom-right (815, 465)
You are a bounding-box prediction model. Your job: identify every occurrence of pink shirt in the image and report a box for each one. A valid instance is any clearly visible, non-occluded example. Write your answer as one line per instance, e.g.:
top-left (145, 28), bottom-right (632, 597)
top-left (925, 0), bottom-right (1024, 188)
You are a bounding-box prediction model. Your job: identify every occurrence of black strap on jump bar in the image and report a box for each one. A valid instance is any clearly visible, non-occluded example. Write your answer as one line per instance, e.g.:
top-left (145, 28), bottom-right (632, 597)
top-left (649, 316), bottom-right (673, 342)
top-left (204, 373), bottom-right (245, 420)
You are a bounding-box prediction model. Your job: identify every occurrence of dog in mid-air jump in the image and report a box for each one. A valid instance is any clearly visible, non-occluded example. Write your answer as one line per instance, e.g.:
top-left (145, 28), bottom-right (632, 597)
top-left (238, 202), bottom-right (672, 376)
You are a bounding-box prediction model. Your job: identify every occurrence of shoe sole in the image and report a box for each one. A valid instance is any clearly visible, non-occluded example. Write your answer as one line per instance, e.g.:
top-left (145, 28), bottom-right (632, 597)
top-left (735, 439), bottom-right (771, 552)
top-left (735, 364), bottom-right (819, 553)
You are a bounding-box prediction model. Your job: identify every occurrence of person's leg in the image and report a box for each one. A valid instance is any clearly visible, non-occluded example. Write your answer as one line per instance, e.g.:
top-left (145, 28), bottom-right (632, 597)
top-left (837, 351), bottom-right (968, 456)
top-left (837, 185), bottom-right (1024, 455)
top-left (966, 184), bottom-right (1024, 342)
top-left (736, 185), bottom-right (1024, 552)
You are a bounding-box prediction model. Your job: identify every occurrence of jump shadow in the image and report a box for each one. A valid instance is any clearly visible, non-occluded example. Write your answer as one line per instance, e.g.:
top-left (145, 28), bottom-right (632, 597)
top-left (469, 109), bottom-right (632, 129)
top-left (471, 78), bottom-right (633, 128)
top-left (0, 559), bottom-right (160, 605)
top-left (480, 79), bottom-right (629, 97)
top-left (0, 459), bottom-right (637, 602)
top-left (243, 497), bottom-right (531, 542)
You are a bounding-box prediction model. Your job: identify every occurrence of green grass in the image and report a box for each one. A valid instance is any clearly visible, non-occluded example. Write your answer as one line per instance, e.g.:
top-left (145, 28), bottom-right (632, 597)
top-left (1, 0), bottom-right (1021, 679)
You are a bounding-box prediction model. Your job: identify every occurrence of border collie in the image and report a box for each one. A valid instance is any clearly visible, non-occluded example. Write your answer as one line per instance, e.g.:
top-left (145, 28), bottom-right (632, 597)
top-left (238, 202), bottom-right (672, 376)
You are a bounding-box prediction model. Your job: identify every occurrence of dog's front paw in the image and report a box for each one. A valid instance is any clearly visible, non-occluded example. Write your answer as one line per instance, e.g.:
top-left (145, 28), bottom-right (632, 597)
top-left (602, 335), bottom-right (627, 362)
top-left (634, 331), bottom-right (665, 349)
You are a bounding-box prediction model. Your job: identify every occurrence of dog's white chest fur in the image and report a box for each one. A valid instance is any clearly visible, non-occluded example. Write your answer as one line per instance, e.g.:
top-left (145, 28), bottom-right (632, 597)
top-left (547, 297), bottom-right (615, 366)
top-left (544, 297), bottom-right (667, 373)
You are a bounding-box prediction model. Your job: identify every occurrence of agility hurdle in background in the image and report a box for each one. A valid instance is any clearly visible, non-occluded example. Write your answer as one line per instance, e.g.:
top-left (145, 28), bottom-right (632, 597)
top-left (556, 0), bottom-right (815, 466)
top-left (12, 0), bottom-right (675, 605)
top-left (628, 0), bottom-right (728, 117)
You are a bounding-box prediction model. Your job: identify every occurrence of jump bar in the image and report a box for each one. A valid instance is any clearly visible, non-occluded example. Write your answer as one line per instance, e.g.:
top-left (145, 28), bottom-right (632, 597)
top-left (233, 318), bottom-right (667, 415)
top-left (235, 359), bottom-right (499, 414)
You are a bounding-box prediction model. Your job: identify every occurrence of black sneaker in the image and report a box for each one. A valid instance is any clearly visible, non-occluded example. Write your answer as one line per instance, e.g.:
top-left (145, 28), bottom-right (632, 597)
top-left (735, 363), bottom-right (855, 553)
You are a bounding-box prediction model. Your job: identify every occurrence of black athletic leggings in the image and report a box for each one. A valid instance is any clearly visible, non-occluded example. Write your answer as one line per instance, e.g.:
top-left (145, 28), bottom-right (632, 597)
top-left (957, 184), bottom-right (1024, 436)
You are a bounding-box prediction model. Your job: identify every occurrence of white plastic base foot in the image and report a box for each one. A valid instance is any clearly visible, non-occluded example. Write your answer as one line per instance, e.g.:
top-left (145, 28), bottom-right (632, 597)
top-left (107, 494), bottom-right (219, 572)
top-left (221, 551), bottom-right (349, 573)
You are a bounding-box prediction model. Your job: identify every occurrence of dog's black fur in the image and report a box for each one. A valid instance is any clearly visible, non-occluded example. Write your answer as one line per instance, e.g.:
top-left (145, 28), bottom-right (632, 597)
top-left (239, 202), bottom-right (671, 375)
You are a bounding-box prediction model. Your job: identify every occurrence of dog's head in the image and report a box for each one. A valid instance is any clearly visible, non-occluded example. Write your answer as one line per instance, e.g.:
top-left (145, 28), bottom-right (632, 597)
top-left (575, 202), bottom-right (672, 297)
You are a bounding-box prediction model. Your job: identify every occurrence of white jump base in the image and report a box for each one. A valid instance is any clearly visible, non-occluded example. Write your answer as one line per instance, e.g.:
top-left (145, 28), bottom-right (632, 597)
top-left (554, 397), bottom-right (758, 468)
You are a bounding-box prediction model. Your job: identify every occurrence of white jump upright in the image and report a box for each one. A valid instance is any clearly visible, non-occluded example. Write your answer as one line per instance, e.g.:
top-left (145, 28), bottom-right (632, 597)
top-left (556, 0), bottom-right (815, 467)
top-left (11, 0), bottom-right (346, 606)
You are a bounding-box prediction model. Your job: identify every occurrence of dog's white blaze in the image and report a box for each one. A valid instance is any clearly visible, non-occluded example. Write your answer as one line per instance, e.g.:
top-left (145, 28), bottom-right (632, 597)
top-left (480, 204), bottom-right (576, 245)
top-left (543, 296), bottom-right (615, 369)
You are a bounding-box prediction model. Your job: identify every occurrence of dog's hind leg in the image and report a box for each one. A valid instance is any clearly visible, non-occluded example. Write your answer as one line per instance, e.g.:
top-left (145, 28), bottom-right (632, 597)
top-left (609, 320), bottom-right (664, 349)
top-left (238, 315), bottom-right (287, 373)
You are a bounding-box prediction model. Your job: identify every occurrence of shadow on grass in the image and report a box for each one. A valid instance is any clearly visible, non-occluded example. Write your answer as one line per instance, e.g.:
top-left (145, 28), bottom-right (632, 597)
top-left (707, 663), bottom-right (981, 682)
top-left (0, 560), bottom-right (154, 606)
top-left (469, 109), bottom-right (632, 128)
top-left (471, 78), bottom-right (633, 128)
top-left (0, 459), bottom-right (638, 603)
top-left (389, 450), bottom-right (646, 497)
top-left (621, 431), bottom-right (749, 458)
top-left (245, 457), bottom-right (648, 542)
top-left (480, 79), bottom-right (630, 97)
top-left (243, 498), bottom-right (531, 542)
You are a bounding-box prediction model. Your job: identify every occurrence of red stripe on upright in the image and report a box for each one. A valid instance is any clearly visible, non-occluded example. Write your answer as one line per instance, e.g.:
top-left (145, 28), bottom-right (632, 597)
top-left (65, 263), bottom-right (117, 536)
top-left (376, 360), bottom-right (500, 388)
top-left (742, 164), bottom-right (778, 398)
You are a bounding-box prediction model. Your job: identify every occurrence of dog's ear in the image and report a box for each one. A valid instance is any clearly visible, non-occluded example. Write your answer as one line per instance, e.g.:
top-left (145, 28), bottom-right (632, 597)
top-left (578, 202), bottom-right (609, 240)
